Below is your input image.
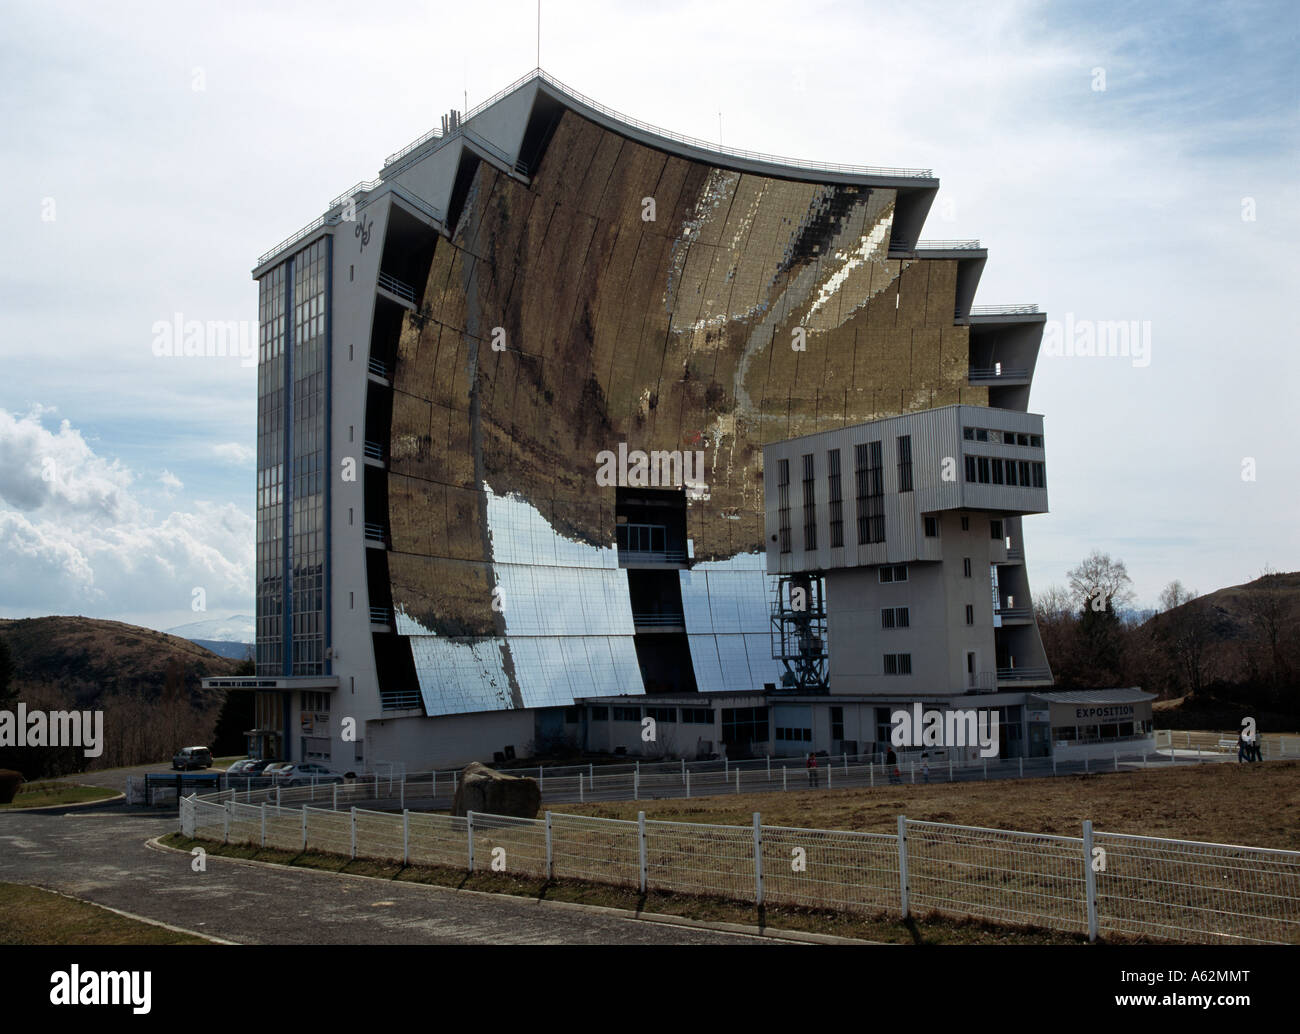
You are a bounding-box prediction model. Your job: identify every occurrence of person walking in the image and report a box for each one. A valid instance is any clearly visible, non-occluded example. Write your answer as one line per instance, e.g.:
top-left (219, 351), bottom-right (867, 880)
top-left (921, 752), bottom-right (931, 784)
top-left (1238, 731), bottom-right (1248, 764)
top-left (806, 751), bottom-right (819, 787)
top-left (886, 746), bottom-right (901, 785)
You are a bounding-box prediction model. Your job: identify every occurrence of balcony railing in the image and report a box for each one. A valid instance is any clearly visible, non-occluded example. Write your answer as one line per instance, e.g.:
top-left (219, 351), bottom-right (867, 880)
top-left (995, 607), bottom-right (1034, 620)
top-left (915, 239), bottom-right (982, 250)
top-left (967, 671), bottom-right (997, 692)
top-left (363, 440), bottom-right (385, 462)
top-left (618, 548), bottom-right (688, 564)
top-left (377, 271), bottom-right (416, 303)
top-left (1006, 548), bottom-right (1024, 561)
top-left (368, 357), bottom-right (391, 379)
top-left (632, 611), bottom-right (686, 627)
top-left (997, 666), bottom-right (1052, 682)
top-left (969, 304), bottom-right (1040, 316)
top-left (364, 523), bottom-right (389, 544)
top-left (379, 687), bottom-right (423, 711)
top-left (968, 366), bottom-right (1030, 382)
top-left (369, 607), bottom-right (393, 625)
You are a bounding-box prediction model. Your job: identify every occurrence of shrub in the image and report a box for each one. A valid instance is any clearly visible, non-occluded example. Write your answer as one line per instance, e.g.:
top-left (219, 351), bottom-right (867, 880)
top-left (0, 769), bottom-right (25, 804)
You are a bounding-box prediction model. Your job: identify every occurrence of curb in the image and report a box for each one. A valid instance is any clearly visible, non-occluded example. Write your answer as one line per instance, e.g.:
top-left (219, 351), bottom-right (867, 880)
top-left (9, 882), bottom-right (235, 945)
top-left (146, 836), bottom-right (882, 945)
top-left (1, 790), bottom-right (127, 814)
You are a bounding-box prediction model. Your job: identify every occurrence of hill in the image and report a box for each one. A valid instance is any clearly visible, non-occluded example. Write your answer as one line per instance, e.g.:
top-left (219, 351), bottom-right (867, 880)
top-left (0, 615), bottom-right (241, 710)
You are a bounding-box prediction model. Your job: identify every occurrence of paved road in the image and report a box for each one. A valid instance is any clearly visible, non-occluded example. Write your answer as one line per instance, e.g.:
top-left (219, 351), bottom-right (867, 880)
top-left (0, 808), bottom-right (778, 945)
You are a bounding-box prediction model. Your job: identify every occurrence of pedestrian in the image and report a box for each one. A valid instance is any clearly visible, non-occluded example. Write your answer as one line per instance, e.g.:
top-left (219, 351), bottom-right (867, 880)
top-left (886, 746), bottom-right (901, 785)
top-left (921, 752), bottom-right (930, 784)
top-left (1238, 731), bottom-right (1248, 764)
top-left (1250, 734), bottom-right (1262, 763)
top-left (806, 751), bottom-right (819, 787)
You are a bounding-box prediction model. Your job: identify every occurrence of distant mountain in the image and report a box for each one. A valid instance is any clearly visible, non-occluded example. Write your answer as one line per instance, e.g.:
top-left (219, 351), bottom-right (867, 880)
top-left (0, 616), bottom-right (241, 709)
top-left (189, 638), bottom-right (254, 660)
top-left (165, 614), bottom-right (255, 643)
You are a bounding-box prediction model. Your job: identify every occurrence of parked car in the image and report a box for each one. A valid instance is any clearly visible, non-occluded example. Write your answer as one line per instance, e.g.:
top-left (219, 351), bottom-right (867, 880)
top-left (172, 746), bottom-right (212, 771)
top-left (261, 762), bottom-right (294, 781)
top-left (276, 762), bottom-right (345, 787)
top-left (226, 758), bottom-right (279, 776)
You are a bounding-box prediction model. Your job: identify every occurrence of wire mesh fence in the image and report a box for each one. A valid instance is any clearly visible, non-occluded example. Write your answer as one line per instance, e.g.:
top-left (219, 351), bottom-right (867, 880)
top-left (176, 789), bottom-right (1300, 944)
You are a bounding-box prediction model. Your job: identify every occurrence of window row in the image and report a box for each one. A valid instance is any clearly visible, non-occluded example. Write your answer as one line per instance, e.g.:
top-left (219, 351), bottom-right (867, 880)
top-left (964, 427), bottom-right (1043, 448)
top-left (964, 455), bottom-right (1046, 488)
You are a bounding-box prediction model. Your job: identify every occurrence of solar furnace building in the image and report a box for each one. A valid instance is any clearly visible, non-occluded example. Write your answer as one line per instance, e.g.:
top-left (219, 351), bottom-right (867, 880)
top-left (212, 69), bottom-right (1052, 770)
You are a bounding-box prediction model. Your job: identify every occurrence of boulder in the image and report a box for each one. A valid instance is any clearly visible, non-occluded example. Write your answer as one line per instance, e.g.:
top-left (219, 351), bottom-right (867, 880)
top-left (451, 762), bottom-right (540, 819)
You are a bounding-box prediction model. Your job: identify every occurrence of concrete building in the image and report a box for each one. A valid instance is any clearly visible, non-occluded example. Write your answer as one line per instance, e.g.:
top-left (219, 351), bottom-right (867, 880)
top-left (207, 68), bottom-right (1131, 771)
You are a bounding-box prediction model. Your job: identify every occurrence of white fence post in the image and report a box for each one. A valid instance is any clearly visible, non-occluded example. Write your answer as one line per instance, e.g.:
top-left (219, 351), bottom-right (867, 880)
top-left (1019, 756), bottom-right (1023, 778)
top-left (223, 802), bottom-right (230, 844)
top-left (736, 768), bottom-right (740, 793)
top-left (261, 803), bottom-right (267, 848)
top-left (539, 768), bottom-right (544, 793)
top-left (766, 756), bottom-right (771, 780)
top-left (1085, 756), bottom-right (1089, 774)
top-left (1053, 755), bottom-right (1057, 776)
top-left (983, 757), bottom-right (988, 780)
top-left (545, 811), bottom-right (554, 880)
top-left (467, 811), bottom-right (475, 872)
top-left (1114, 751), bottom-right (1118, 772)
top-left (682, 758), bottom-right (687, 783)
top-left (276, 786), bottom-right (281, 807)
top-left (637, 811), bottom-right (648, 895)
top-left (400, 779), bottom-right (405, 809)
top-left (948, 758), bottom-right (952, 782)
top-left (1083, 819), bottom-right (1098, 943)
top-left (910, 761), bottom-right (915, 784)
top-left (783, 766), bottom-right (787, 792)
top-left (753, 812), bottom-right (763, 906)
top-left (634, 769), bottom-right (640, 800)
top-left (827, 763), bottom-right (832, 789)
top-left (579, 772), bottom-right (585, 803)
top-left (686, 770), bottom-right (691, 798)
top-left (301, 806), bottom-right (307, 852)
top-left (897, 815), bottom-right (909, 919)
top-left (350, 808), bottom-right (357, 860)
top-left (725, 757), bottom-right (729, 778)
top-left (871, 761), bottom-right (875, 786)
top-left (332, 784), bottom-right (338, 811)
top-left (403, 809), bottom-right (410, 865)
top-left (589, 763), bottom-right (594, 785)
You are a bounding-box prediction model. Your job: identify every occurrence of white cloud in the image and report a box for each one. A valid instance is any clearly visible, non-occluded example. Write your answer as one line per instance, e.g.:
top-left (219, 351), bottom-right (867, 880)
top-left (213, 442), bottom-right (254, 466)
top-left (0, 408), bottom-right (252, 619)
top-left (158, 469), bottom-right (183, 493)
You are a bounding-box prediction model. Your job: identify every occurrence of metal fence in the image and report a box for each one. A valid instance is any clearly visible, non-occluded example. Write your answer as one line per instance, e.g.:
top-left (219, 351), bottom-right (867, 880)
top-left (179, 788), bottom-right (1300, 945)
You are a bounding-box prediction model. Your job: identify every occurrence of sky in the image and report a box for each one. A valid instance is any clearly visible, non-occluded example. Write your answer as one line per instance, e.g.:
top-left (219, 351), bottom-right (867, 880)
top-left (0, 0), bottom-right (1296, 633)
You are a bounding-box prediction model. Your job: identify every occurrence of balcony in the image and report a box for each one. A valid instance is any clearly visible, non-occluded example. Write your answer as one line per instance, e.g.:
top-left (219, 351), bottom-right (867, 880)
top-left (364, 523), bottom-right (389, 548)
top-left (377, 271), bottom-right (416, 307)
top-left (967, 671), bottom-right (997, 693)
top-left (969, 365), bottom-right (1030, 385)
top-left (368, 356), bottom-right (391, 381)
top-left (995, 606), bottom-right (1034, 625)
top-left (632, 610), bottom-right (686, 630)
top-left (379, 687), bottom-right (423, 712)
top-left (997, 665), bottom-right (1052, 683)
top-left (369, 606), bottom-right (393, 627)
top-left (616, 523), bottom-right (687, 566)
top-left (1005, 547), bottom-right (1024, 562)
top-left (363, 440), bottom-right (386, 464)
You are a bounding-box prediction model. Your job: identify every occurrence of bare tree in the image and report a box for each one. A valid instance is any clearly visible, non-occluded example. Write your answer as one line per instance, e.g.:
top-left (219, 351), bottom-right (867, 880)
top-left (1241, 565), bottom-right (1286, 688)
top-left (1155, 581), bottom-right (1214, 697)
top-left (1067, 550), bottom-right (1136, 614)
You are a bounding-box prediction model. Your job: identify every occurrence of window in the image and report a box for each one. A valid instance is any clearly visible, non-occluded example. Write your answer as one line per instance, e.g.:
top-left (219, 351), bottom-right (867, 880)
top-left (831, 706), bottom-right (844, 740)
top-left (895, 606), bottom-right (910, 627)
top-left (976, 428), bottom-right (989, 442)
top-left (978, 456), bottom-right (990, 483)
top-left (1017, 433), bottom-right (1030, 446)
top-left (963, 427), bottom-right (975, 440)
top-left (721, 707), bottom-right (769, 745)
top-left (990, 519), bottom-right (1003, 540)
top-left (991, 458), bottom-right (1004, 485)
top-left (963, 557), bottom-right (972, 578)
top-left (590, 706), bottom-right (609, 721)
top-left (302, 691), bottom-right (331, 712)
top-left (897, 435), bottom-right (913, 492)
top-left (646, 706), bottom-right (677, 724)
top-left (879, 564), bottom-right (908, 583)
top-left (883, 653), bottom-right (912, 675)
top-left (1030, 435), bottom-right (1043, 448)
top-left (1032, 462), bottom-right (1046, 488)
top-left (924, 515), bottom-right (938, 537)
top-left (1019, 460), bottom-right (1031, 487)
top-left (613, 706), bottom-right (640, 722)
top-left (681, 708), bottom-right (713, 724)
top-left (776, 726), bottom-right (812, 742)
top-left (881, 607), bottom-right (895, 629)
top-left (777, 458), bottom-right (791, 553)
top-left (802, 453), bottom-right (817, 551)
top-left (961, 515), bottom-right (970, 532)
top-left (1005, 461), bottom-right (1018, 487)
top-left (827, 449), bottom-right (843, 548)
top-left (965, 604), bottom-right (974, 625)
top-left (856, 441), bottom-right (885, 544)
top-left (964, 455), bottom-right (977, 483)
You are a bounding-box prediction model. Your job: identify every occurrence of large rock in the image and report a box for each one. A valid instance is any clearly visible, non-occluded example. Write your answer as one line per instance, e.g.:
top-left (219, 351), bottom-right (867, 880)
top-left (451, 762), bottom-right (540, 819)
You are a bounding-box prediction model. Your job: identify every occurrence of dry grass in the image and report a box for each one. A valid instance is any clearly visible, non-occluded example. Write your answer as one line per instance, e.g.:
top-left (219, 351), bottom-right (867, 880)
top-left (553, 760), bottom-right (1300, 850)
top-left (158, 833), bottom-right (1087, 944)
top-left (0, 882), bottom-right (210, 945)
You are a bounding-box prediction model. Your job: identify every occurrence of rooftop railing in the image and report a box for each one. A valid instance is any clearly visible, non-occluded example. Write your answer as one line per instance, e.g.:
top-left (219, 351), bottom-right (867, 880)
top-left (384, 68), bottom-right (934, 179)
top-left (970, 304), bottom-right (1040, 316)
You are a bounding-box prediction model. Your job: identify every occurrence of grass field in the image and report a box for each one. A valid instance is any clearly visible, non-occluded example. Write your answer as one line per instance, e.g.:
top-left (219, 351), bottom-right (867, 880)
top-left (0, 883), bottom-right (210, 945)
top-left (544, 759), bottom-right (1300, 849)
top-left (159, 833), bottom-right (1087, 944)
top-left (0, 782), bottom-right (119, 810)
